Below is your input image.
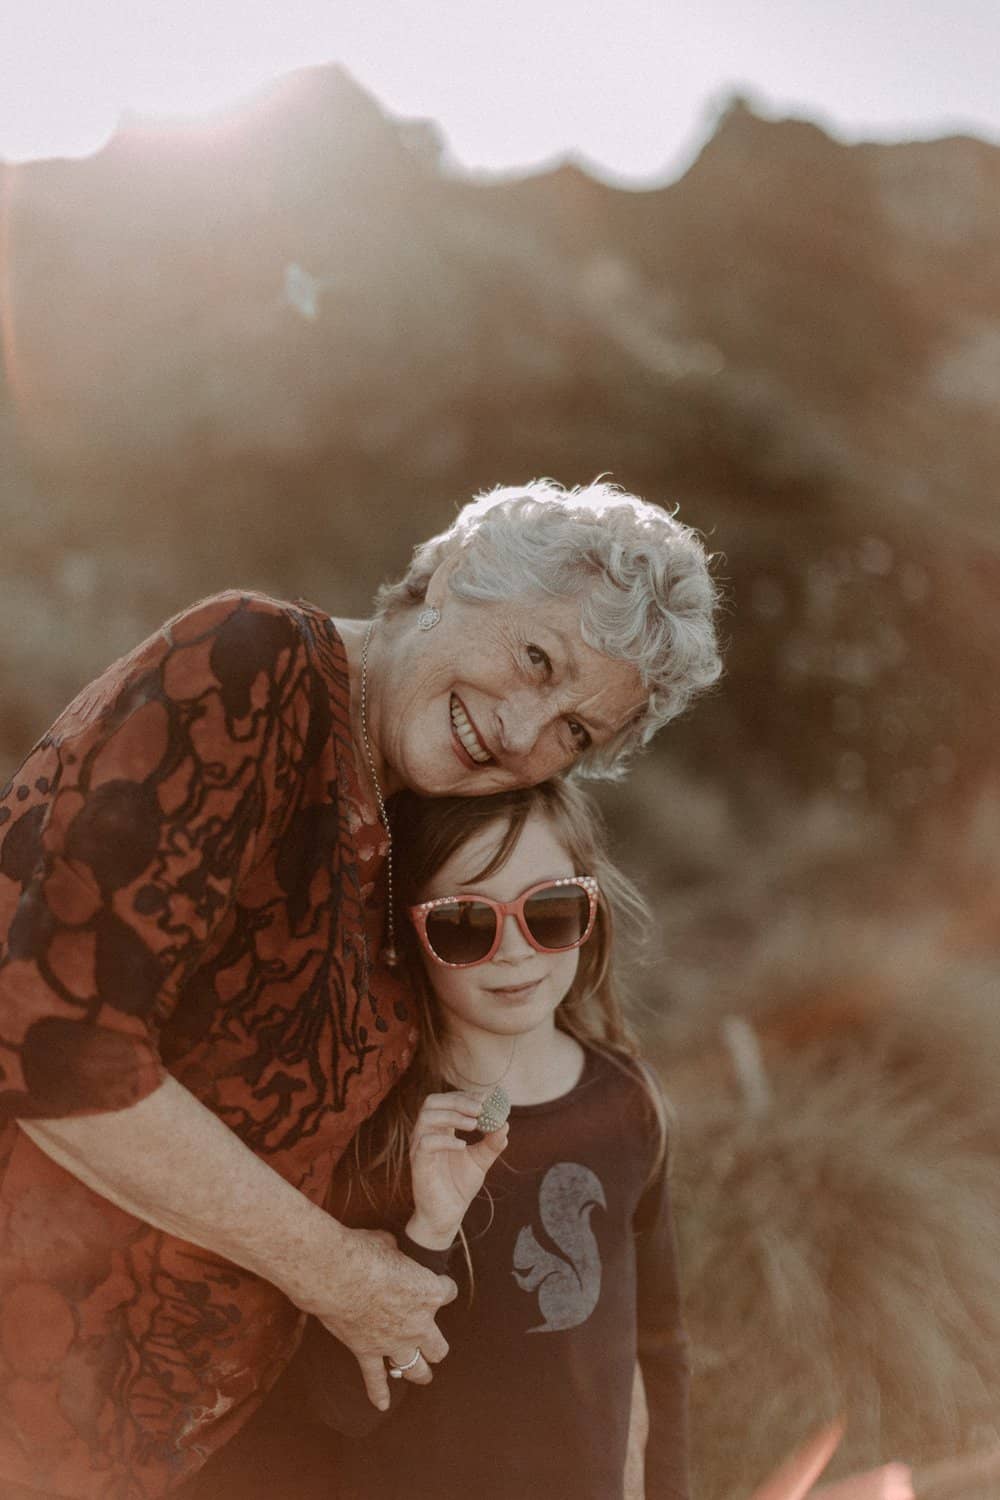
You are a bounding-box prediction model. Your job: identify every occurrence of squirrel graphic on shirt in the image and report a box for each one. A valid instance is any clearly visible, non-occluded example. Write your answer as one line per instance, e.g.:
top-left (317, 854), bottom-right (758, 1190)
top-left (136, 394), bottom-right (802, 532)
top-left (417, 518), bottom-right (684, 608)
top-left (513, 1162), bottom-right (606, 1333)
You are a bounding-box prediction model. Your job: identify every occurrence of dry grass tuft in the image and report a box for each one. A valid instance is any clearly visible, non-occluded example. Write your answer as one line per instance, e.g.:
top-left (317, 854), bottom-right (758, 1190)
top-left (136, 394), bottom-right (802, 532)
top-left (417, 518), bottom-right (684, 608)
top-left (626, 788), bottom-right (1000, 1499)
top-left (672, 1044), bottom-right (1000, 1493)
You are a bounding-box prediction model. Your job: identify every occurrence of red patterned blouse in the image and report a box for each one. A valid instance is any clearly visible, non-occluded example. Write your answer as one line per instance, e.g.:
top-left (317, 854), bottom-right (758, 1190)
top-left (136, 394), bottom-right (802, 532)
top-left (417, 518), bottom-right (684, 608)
top-left (0, 592), bottom-right (415, 1498)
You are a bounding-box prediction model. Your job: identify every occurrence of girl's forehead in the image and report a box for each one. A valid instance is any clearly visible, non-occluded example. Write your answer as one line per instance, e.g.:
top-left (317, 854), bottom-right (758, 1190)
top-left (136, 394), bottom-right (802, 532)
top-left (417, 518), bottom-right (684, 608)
top-left (422, 810), bottom-right (574, 897)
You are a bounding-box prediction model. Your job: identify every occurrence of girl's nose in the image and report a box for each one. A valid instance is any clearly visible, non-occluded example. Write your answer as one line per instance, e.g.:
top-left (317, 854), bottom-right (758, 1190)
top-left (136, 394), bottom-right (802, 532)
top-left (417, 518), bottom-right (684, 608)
top-left (494, 911), bottom-right (534, 962)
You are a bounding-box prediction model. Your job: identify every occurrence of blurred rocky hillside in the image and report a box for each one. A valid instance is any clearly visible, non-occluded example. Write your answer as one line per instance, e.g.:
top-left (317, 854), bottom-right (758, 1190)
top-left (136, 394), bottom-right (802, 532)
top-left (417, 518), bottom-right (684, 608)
top-left (3, 66), bottom-right (1000, 830)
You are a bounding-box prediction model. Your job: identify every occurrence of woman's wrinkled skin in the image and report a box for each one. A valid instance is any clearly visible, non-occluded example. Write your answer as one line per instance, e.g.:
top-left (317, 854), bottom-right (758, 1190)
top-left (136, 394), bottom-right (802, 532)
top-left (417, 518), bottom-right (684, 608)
top-left (358, 558), bottom-right (646, 798)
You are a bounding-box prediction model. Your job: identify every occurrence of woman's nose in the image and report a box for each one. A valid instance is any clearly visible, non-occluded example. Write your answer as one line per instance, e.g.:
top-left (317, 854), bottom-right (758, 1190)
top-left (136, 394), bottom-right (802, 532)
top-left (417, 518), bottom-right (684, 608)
top-left (496, 692), bottom-right (548, 756)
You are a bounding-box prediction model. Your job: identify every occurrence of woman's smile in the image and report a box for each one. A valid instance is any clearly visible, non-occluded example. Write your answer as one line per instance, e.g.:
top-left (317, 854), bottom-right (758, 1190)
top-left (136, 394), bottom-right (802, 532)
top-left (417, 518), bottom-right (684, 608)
top-left (449, 694), bottom-right (494, 767)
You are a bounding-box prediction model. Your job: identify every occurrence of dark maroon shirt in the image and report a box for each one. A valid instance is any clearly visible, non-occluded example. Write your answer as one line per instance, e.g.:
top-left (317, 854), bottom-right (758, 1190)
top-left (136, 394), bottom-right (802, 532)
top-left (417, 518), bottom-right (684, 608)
top-left (301, 1047), bottom-right (690, 1500)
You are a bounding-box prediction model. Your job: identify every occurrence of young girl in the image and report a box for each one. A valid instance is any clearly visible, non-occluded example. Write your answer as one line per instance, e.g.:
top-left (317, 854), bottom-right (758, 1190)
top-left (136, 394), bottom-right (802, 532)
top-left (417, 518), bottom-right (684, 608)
top-left (302, 779), bottom-right (689, 1500)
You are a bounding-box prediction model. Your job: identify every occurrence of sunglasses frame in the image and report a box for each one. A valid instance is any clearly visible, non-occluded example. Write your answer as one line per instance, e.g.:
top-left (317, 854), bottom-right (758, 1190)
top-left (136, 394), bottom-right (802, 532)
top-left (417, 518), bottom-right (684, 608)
top-left (408, 875), bottom-right (600, 969)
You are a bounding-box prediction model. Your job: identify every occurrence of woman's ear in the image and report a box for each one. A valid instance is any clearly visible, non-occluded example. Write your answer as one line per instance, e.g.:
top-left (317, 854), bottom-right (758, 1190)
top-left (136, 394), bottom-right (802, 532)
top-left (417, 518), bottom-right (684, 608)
top-left (423, 551), bottom-right (463, 611)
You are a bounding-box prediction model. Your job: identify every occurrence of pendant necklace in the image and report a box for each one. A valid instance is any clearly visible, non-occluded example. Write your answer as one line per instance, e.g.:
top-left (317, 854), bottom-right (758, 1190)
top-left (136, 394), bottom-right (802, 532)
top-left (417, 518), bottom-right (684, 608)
top-left (360, 620), bottom-right (399, 967)
top-left (448, 1038), bottom-right (516, 1133)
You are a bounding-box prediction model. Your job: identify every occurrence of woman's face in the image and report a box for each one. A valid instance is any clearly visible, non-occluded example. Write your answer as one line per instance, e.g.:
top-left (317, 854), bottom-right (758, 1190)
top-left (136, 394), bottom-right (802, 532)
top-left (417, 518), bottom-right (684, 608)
top-left (374, 575), bottom-right (646, 797)
top-left (414, 811), bottom-right (582, 1048)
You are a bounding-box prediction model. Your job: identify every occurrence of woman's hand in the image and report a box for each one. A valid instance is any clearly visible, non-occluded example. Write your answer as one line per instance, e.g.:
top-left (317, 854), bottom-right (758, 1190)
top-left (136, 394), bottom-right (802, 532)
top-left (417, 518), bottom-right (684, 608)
top-left (295, 1222), bottom-right (459, 1409)
top-left (405, 1090), bottom-right (509, 1250)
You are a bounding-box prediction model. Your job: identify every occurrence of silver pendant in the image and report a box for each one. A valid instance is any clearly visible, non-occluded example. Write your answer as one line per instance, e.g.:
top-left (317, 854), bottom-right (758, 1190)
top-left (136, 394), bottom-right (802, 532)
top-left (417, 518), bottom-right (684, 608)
top-left (476, 1084), bottom-right (511, 1133)
top-left (417, 607), bottom-right (441, 631)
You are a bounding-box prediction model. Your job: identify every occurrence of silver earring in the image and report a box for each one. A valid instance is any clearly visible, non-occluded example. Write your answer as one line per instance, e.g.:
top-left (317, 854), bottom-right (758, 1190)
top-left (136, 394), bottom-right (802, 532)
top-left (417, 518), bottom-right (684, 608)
top-left (417, 607), bottom-right (441, 631)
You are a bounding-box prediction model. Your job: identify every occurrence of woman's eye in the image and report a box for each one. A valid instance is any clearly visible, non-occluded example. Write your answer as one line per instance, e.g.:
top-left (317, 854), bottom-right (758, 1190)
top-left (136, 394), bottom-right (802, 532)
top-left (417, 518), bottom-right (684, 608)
top-left (526, 644), bottom-right (551, 673)
top-left (567, 718), bottom-right (592, 750)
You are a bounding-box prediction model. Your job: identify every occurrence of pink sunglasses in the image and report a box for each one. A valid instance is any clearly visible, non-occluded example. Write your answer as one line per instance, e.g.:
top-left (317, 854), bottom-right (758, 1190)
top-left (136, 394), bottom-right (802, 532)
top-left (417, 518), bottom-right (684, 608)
top-left (409, 876), bottom-right (600, 968)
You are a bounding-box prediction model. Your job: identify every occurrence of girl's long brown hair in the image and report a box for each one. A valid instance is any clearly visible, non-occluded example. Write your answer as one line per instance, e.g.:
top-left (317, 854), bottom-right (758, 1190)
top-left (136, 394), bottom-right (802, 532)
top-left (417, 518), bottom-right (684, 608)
top-left (350, 778), bottom-right (667, 1217)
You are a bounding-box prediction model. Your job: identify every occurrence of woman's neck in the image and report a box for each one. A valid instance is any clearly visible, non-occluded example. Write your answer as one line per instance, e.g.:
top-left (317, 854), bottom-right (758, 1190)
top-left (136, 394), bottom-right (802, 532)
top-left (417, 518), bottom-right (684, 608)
top-left (332, 614), bottom-right (401, 802)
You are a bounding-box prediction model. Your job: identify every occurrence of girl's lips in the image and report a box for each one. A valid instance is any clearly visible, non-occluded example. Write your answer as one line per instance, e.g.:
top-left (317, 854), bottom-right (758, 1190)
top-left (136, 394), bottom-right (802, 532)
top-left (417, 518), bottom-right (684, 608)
top-left (485, 978), bottom-right (542, 1000)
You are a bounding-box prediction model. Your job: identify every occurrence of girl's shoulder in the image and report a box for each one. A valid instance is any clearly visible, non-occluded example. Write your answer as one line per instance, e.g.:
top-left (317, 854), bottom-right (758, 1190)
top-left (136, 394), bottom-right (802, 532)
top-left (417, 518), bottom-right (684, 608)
top-left (581, 1050), bottom-right (677, 1176)
top-left (579, 1045), bottom-right (673, 1150)
top-left (583, 1043), bottom-right (663, 1098)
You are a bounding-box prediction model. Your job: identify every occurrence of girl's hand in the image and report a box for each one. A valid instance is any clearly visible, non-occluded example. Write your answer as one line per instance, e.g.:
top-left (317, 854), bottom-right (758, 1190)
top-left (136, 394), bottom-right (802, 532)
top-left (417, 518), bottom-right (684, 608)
top-left (406, 1091), bottom-right (509, 1250)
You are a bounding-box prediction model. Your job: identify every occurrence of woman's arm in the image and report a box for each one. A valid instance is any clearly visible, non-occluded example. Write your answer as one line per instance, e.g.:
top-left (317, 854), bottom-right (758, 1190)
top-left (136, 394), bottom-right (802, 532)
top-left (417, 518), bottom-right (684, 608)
top-left (20, 1074), bottom-right (456, 1411)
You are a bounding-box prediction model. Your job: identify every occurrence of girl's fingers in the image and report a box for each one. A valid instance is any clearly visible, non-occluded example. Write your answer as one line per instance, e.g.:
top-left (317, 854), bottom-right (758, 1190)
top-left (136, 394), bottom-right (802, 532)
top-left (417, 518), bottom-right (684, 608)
top-left (466, 1124), bottom-right (509, 1172)
top-left (414, 1108), bottom-right (483, 1132)
top-left (413, 1135), bottom-right (468, 1155)
top-left (410, 1122), bottom-right (467, 1150)
top-left (421, 1092), bottom-right (482, 1117)
top-left (412, 1117), bottom-right (511, 1151)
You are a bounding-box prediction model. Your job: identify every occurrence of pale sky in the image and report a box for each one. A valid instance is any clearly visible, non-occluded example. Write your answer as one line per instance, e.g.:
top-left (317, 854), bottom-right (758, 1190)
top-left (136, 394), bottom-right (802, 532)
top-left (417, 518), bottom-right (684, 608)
top-left (4, 0), bottom-right (1000, 182)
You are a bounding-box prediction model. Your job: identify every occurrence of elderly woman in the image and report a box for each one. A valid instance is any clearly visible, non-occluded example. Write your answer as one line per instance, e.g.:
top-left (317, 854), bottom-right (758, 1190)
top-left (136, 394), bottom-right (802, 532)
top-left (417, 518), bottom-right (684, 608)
top-left (0, 480), bottom-right (720, 1498)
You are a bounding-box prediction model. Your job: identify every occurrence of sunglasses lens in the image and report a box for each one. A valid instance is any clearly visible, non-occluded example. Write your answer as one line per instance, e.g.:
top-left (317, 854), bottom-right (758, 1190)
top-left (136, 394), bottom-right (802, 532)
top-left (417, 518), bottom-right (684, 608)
top-left (424, 901), bottom-right (498, 965)
top-left (523, 884), bottom-right (591, 951)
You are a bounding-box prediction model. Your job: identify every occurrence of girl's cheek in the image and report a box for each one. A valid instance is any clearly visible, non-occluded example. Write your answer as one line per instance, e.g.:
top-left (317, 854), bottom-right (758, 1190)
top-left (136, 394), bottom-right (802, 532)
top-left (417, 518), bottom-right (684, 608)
top-left (426, 965), bottom-right (480, 1014)
top-left (419, 951), bottom-right (437, 989)
top-left (420, 951), bottom-right (462, 1001)
top-left (555, 950), bottom-right (580, 1002)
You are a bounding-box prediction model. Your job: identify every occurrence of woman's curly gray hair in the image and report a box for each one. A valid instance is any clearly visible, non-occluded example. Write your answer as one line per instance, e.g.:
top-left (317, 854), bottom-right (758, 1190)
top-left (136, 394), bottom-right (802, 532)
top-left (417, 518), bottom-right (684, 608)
top-left (376, 479), bottom-right (723, 780)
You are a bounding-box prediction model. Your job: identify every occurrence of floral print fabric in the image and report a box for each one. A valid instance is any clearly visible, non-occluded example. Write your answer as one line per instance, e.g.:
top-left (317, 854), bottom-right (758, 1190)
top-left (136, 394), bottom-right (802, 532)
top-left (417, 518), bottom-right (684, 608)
top-left (0, 592), bottom-right (413, 1497)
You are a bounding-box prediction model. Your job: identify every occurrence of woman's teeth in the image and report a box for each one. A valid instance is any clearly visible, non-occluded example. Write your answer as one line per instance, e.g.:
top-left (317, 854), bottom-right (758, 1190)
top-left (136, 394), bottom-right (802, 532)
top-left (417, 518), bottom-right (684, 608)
top-left (450, 696), bottom-right (492, 764)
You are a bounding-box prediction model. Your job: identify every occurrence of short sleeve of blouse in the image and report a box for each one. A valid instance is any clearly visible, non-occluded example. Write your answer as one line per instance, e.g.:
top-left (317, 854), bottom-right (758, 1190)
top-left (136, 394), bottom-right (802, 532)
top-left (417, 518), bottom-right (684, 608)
top-left (0, 592), bottom-right (318, 1121)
